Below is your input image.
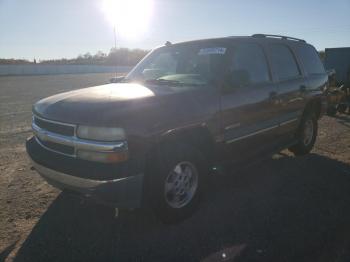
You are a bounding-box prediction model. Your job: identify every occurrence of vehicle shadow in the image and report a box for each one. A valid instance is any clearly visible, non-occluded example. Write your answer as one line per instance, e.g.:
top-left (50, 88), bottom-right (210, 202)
top-left (0, 241), bottom-right (18, 262)
top-left (14, 153), bottom-right (350, 262)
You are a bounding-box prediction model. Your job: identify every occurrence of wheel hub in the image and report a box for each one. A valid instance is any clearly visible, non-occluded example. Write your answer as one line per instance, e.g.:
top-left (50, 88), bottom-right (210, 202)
top-left (164, 161), bottom-right (198, 208)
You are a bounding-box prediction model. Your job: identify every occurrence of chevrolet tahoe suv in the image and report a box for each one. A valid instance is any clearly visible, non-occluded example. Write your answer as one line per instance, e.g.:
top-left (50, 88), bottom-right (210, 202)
top-left (26, 34), bottom-right (327, 222)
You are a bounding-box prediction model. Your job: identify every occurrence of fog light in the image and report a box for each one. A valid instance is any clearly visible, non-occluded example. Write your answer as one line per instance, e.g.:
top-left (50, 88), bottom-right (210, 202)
top-left (77, 150), bottom-right (128, 163)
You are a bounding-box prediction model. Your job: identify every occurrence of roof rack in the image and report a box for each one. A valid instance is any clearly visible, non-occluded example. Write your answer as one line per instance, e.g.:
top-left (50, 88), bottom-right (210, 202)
top-left (252, 34), bottom-right (306, 43)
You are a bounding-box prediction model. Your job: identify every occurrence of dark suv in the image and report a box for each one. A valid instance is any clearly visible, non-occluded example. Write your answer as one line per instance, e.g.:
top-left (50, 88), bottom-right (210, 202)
top-left (26, 34), bottom-right (327, 222)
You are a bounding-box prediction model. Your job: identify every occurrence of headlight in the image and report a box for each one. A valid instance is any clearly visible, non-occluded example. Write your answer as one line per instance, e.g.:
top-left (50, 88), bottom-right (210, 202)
top-left (77, 126), bottom-right (126, 141)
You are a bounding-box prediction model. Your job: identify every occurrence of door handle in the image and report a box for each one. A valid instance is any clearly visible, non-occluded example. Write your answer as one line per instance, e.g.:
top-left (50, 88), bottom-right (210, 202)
top-left (269, 91), bottom-right (283, 105)
top-left (269, 91), bottom-right (278, 99)
top-left (300, 85), bottom-right (307, 92)
top-left (269, 91), bottom-right (280, 104)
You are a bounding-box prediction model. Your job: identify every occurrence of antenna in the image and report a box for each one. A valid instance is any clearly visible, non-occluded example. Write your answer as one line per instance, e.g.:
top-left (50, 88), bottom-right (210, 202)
top-left (113, 26), bottom-right (118, 78)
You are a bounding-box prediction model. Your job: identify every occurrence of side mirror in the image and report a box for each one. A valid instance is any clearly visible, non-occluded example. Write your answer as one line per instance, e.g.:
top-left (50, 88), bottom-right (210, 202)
top-left (109, 76), bottom-right (125, 83)
top-left (221, 70), bottom-right (251, 93)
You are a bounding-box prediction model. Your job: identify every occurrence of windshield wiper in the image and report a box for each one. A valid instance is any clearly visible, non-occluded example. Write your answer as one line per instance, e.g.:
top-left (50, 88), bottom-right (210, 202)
top-left (120, 78), bottom-right (133, 83)
top-left (144, 79), bottom-right (184, 86)
top-left (144, 79), bottom-right (206, 87)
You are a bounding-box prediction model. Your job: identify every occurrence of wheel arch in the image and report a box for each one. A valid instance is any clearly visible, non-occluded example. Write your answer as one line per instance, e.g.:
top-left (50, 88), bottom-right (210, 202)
top-left (303, 98), bottom-right (322, 119)
top-left (145, 125), bottom-right (216, 170)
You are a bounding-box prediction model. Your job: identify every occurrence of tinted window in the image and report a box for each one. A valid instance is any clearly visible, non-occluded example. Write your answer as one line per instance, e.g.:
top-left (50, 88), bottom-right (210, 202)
top-left (231, 43), bottom-right (270, 85)
top-left (269, 44), bottom-right (300, 81)
top-left (296, 45), bottom-right (325, 75)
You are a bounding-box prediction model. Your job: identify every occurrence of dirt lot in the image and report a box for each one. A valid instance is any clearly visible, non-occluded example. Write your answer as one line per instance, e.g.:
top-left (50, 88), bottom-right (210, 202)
top-left (1, 74), bottom-right (350, 262)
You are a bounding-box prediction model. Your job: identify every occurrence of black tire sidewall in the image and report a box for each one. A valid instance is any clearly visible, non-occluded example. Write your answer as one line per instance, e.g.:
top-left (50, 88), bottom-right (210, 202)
top-left (291, 112), bottom-right (318, 155)
top-left (327, 106), bottom-right (337, 116)
top-left (337, 104), bottom-right (347, 113)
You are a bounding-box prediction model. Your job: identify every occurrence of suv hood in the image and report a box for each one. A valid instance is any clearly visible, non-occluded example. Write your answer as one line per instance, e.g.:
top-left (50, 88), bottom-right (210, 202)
top-left (33, 83), bottom-right (172, 126)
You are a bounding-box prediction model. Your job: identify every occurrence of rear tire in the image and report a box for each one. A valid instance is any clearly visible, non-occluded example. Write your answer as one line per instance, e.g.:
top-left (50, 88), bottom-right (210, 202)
top-left (146, 143), bottom-right (207, 224)
top-left (338, 104), bottom-right (347, 114)
top-left (289, 111), bottom-right (318, 156)
top-left (327, 106), bottom-right (337, 116)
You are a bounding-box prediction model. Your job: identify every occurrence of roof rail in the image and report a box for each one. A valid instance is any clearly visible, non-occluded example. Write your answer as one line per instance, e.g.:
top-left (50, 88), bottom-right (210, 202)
top-left (252, 34), bottom-right (306, 43)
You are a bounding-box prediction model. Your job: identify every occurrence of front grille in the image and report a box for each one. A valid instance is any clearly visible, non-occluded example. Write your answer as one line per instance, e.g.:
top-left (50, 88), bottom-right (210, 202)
top-left (37, 138), bottom-right (75, 155)
top-left (34, 117), bottom-right (75, 137)
top-left (27, 136), bottom-right (132, 180)
top-left (33, 115), bottom-right (76, 156)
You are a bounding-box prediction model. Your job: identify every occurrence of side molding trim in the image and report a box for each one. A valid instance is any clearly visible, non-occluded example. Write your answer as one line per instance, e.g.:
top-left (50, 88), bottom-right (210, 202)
top-left (225, 118), bottom-right (299, 144)
top-left (226, 125), bottom-right (279, 144)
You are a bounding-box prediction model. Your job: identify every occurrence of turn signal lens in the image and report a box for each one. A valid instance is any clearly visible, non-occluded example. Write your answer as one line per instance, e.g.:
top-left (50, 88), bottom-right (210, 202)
top-left (77, 150), bottom-right (128, 163)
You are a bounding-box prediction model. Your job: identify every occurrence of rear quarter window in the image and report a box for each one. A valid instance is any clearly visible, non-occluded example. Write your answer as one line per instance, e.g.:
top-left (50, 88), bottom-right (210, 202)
top-left (295, 44), bottom-right (325, 75)
top-left (269, 44), bottom-right (301, 81)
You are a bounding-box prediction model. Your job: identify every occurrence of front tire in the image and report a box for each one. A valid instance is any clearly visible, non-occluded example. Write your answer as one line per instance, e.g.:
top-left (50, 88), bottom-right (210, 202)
top-left (289, 112), bottom-right (318, 156)
top-left (147, 144), bottom-right (207, 224)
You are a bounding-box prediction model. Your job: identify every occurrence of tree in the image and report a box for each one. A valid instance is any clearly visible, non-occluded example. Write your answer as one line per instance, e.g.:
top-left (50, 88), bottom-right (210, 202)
top-left (0, 48), bottom-right (149, 66)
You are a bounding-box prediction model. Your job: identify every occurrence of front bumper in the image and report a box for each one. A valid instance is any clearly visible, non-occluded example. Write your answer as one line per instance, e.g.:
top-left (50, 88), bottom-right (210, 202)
top-left (26, 137), bottom-right (144, 208)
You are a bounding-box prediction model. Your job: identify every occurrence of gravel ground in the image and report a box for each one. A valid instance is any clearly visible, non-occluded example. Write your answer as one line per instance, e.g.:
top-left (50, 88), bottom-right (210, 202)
top-left (1, 74), bottom-right (350, 262)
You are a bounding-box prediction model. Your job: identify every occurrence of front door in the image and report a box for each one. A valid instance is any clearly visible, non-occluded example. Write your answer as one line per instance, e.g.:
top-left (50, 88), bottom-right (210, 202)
top-left (220, 42), bottom-right (280, 163)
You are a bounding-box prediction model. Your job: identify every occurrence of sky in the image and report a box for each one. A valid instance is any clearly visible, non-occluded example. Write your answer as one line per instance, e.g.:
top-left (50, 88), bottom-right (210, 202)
top-left (0, 0), bottom-right (350, 60)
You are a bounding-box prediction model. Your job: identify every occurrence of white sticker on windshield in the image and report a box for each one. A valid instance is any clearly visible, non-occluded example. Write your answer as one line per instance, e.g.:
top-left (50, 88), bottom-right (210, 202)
top-left (198, 47), bottom-right (227, 55)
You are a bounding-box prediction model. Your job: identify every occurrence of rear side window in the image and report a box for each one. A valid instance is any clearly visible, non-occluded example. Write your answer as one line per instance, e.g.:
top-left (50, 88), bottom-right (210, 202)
top-left (295, 45), bottom-right (325, 75)
top-left (269, 44), bottom-right (300, 81)
top-left (230, 43), bottom-right (270, 85)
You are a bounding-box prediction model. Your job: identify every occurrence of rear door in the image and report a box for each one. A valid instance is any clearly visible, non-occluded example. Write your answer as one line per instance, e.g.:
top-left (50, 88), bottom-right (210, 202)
top-left (294, 43), bottom-right (328, 103)
top-left (267, 43), bottom-right (307, 141)
top-left (220, 42), bottom-right (280, 162)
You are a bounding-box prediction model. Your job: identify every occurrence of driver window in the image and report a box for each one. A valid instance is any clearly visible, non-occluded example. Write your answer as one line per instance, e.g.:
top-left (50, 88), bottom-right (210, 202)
top-left (230, 43), bottom-right (270, 87)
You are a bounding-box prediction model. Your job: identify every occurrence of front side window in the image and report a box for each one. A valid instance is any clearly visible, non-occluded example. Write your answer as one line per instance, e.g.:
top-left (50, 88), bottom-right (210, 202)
top-left (295, 45), bottom-right (325, 75)
top-left (230, 43), bottom-right (270, 86)
top-left (269, 44), bottom-right (300, 81)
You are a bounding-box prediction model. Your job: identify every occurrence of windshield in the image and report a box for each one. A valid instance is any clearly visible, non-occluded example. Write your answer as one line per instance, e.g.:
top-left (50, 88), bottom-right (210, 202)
top-left (125, 44), bottom-right (229, 87)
